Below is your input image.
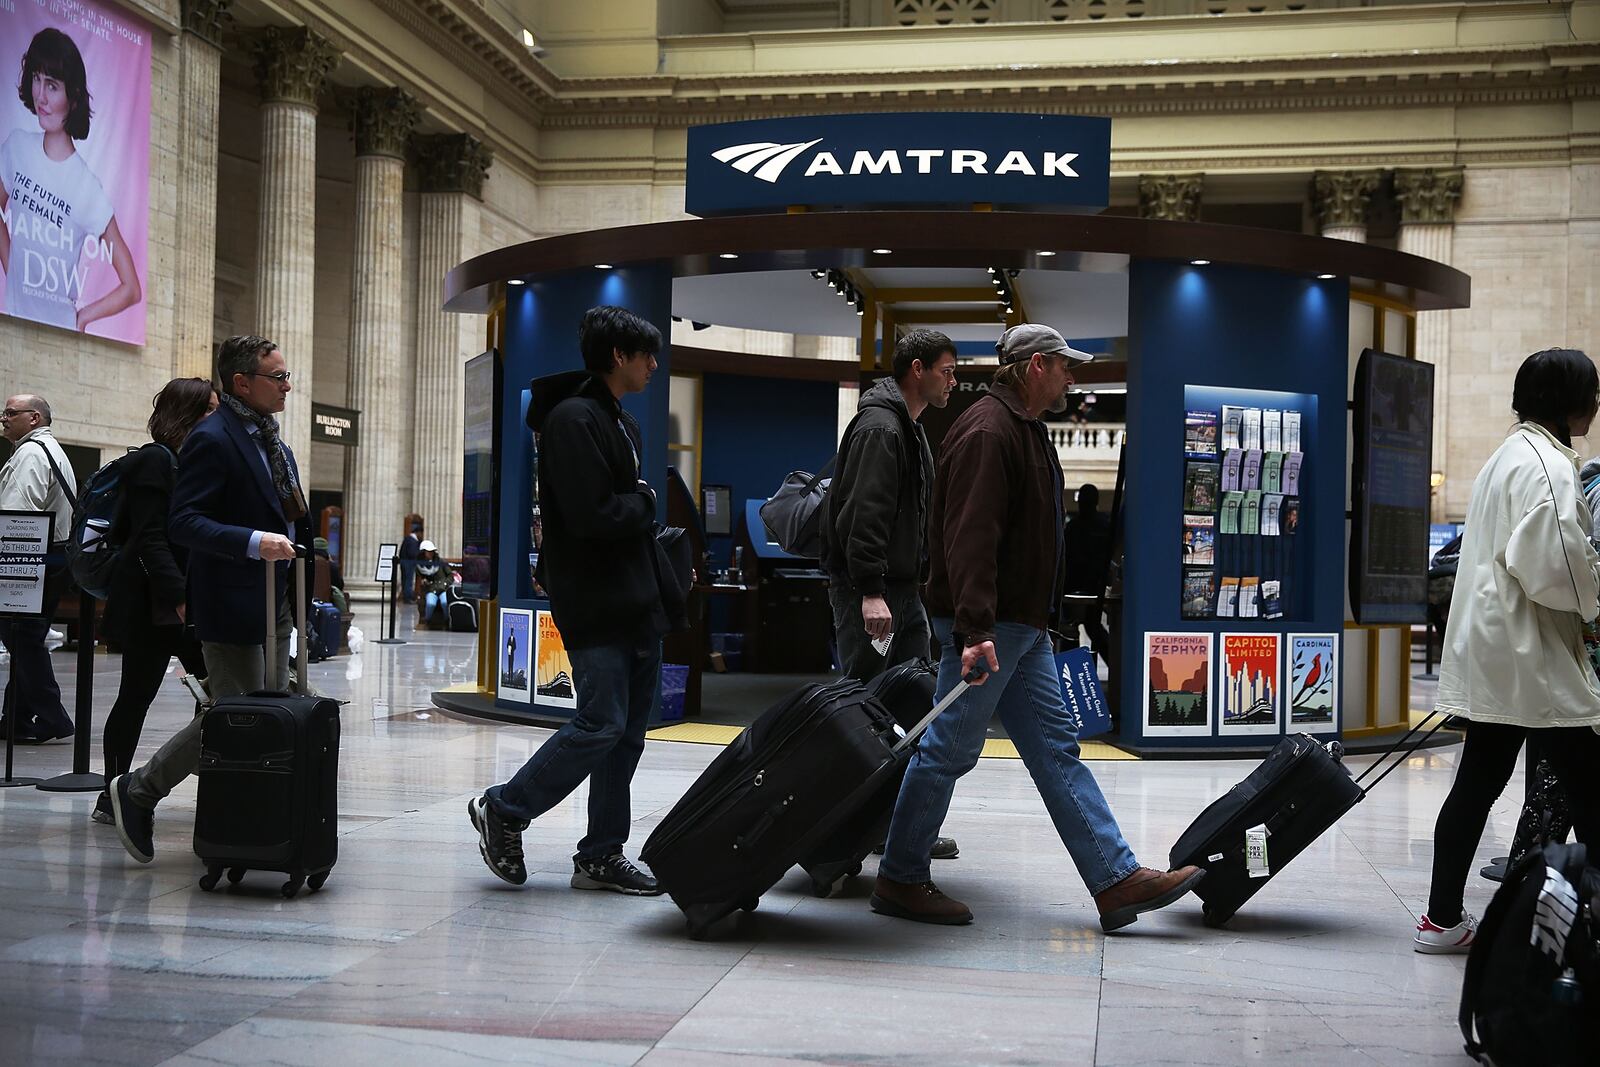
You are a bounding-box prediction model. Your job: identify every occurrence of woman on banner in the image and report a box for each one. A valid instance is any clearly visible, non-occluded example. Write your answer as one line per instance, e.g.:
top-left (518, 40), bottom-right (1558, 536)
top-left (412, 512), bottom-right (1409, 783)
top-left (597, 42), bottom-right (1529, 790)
top-left (0, 27), bottom-right (142, 332)
top-left (1417, 348), bottom-right (1600, 953)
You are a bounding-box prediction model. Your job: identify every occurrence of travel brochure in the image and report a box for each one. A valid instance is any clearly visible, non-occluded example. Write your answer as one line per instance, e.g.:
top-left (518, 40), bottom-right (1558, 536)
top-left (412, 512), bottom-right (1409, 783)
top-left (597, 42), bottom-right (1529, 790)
top-left (1177, 399), bottom-right (1307, 625)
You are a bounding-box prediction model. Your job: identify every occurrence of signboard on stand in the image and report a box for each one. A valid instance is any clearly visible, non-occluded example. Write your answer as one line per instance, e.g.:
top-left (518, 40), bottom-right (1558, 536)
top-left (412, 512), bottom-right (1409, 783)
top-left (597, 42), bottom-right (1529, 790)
top-left (373, 542), bottom-right (397, 583)
top-left (0, 511), bottom-right (51, 617)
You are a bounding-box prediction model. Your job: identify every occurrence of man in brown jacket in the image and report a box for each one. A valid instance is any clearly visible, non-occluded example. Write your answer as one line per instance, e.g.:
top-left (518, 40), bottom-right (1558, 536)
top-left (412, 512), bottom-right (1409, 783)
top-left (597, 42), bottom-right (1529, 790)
top-left (870, 323), bottom-right (1204, 932)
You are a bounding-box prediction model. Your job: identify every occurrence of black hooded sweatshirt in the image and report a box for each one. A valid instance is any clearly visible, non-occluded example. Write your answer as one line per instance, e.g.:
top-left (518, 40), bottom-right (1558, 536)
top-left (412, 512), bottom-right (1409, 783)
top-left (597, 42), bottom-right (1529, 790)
top-left (528, 370), bottom-right (668, 650)
top-left (819, 376), bottom-right (935, 595)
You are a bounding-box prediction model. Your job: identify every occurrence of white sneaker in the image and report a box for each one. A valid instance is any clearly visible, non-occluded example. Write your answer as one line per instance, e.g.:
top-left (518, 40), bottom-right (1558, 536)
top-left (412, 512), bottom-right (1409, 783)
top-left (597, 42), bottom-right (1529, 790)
top-left (1414, 912), bottom-right (1477, 954)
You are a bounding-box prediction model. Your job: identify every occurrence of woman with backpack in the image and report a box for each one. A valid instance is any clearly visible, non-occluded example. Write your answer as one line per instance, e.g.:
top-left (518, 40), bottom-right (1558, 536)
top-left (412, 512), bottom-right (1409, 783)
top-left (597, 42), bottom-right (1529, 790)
top-left (1417, 348), bottom-right (1600, 952)
top-left (92, 378), bottom-right (216, 824)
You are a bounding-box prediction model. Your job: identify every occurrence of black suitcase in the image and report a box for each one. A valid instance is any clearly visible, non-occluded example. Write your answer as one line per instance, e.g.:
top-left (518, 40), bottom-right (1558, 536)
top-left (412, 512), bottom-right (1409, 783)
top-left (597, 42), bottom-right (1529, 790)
top-left (1169, 715), bottom-right (1446, 927)
top-left (193, 550), bottom-right (341, 898)
top-left (797, 661), bottom-right (938, 897)
top-left (642, 669), bottom-right (972, 939)
top-left (447, 595), bottom-right (478, 633)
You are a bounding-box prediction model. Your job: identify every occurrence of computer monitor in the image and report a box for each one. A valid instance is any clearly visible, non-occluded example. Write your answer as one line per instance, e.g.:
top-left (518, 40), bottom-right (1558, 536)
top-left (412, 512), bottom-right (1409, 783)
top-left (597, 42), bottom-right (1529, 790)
top-left (701, 484), bottom-right (733, 537)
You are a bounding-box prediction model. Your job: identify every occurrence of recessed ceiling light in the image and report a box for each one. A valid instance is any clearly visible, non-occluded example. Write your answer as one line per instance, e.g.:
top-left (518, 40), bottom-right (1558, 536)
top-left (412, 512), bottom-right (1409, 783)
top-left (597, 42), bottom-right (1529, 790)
top-left (1038, 250), bottom-right (1057, 257)
top-left (872, 248), bottom-right (892, 255)
top-left (718, 252), bottom-right (739, 260)
top-left (1317, 273), bottom-right (1336, 280)
top-left (593, 263), bottom-right (613, 270)
top-left (507, 278), bottom-right (525, 286)
top-left (1190, 259), bottom-right (1211, 266)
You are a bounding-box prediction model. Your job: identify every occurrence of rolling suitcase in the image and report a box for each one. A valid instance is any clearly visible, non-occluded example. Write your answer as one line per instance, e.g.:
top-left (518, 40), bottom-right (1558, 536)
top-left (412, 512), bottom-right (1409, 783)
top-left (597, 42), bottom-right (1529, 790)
top-left (193, 548), bottom-right (341, 898)
top-left (446, 593), bottom-right (478, 633)
top-left (642, 667), bottom-right (975, 939)
top-left (1169, 712), bottom-right (1447, 927)
top-left (797, 660), bottom-right (937, 897)
top-left (308, 599), bottom-right (342, 661)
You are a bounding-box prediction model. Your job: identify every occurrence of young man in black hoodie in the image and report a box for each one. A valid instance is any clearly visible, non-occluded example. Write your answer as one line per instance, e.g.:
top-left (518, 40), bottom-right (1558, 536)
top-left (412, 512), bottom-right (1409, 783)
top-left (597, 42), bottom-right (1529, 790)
top-left (822, 329), bottom-right (960, 860)
top-left (469, 306), bottom-right (670, 895)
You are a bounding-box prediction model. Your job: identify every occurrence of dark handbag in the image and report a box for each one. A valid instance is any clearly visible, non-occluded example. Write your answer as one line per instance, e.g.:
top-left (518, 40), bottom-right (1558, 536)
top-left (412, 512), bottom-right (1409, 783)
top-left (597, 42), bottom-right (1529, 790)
top-left (653, 525), bottom-right (694, 631)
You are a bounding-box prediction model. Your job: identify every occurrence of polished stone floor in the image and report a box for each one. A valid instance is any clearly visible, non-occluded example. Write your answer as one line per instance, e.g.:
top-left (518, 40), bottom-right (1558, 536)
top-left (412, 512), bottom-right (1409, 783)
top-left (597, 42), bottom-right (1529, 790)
top-left (1, 621), bottom-right (1505, 1065)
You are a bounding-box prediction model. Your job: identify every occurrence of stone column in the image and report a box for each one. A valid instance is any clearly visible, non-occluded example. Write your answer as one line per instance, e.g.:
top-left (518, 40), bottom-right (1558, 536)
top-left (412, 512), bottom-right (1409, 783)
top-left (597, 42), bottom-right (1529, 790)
top-left (1312, 170), bottom-right (1381, 242)
top-left (342, 88), bottom-right (420, 599)
top-left (172, 0), bottom-right (231, 380)
top-left (1396, 168), bottom-right (1464, 521)
top-left (412, 134), bottom-right (492, 560)
top-left (253, 26), bottom-right (337, 475)
top-left (1137, 174), bottom-right (1204, 222)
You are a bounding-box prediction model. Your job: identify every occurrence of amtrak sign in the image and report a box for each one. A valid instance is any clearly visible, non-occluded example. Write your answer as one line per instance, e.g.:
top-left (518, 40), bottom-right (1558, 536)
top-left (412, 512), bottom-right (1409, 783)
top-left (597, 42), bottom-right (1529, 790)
top-left (685, 113), bottom-right (1111, 217)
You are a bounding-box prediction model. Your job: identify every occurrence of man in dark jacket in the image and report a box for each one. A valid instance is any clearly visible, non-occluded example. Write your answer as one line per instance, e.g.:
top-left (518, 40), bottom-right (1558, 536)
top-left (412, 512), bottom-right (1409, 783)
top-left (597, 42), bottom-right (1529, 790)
top-left (469, 306), bottom-right (670, 896)
top-left (109, 335), bottom-right (310, 864)
top-left (821, 328), bottom-right (954, 680)
top-left (1060, 483), bottom-right (1112, 662)
top-left (871, 324), bottom-right (1204, 931)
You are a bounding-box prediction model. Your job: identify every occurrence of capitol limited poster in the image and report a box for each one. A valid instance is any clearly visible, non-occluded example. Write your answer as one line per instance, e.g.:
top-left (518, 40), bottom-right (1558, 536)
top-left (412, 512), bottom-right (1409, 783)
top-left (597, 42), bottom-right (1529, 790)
top-left (0, 0), bottom-right (151, 344)
top-left (497, 608), bottom-right (531, 703)
top-left (534, 609), bottom-right (577, 710)
top-left (1219, 633), bottom-right (1281, 736)
top-left (1287, 633), bottom-right (1338, 729)
top-left (1143, 632), bottom-right (1212, 737)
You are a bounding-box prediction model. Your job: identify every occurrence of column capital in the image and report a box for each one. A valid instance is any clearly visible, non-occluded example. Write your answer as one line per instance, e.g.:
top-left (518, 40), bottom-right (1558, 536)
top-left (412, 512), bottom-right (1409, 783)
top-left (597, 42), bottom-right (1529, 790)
top-left (414, 133), bottom-right (494, 199)
top-left (1311, 170), bottom-right (1381, 231)
top-left (253, 26), bottom-right (338, 109)
top-left (1136, 173), bottom-right (1204, 222)
top-left (350, 87), bottom-right (420, 159)
top-left (1394, 168), bottom-right (1465, 226)
top-left (180, 0), bottom-right (232, 48)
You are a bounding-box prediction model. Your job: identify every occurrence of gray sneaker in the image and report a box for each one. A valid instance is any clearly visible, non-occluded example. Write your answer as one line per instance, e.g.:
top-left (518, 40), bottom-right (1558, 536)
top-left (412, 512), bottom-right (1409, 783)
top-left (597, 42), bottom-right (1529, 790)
top-left (468, 794), bottom-right (528, 886)
top-left (571, 853), bottom-right (664, 896)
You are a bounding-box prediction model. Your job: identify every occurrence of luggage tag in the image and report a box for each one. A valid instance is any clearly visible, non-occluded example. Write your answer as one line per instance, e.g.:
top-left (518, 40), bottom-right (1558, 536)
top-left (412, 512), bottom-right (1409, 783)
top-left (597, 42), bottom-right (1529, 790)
top-left (871, 631), bottom-right (894, 657)
top-left (1244, 824), bottom-right (1271, 879)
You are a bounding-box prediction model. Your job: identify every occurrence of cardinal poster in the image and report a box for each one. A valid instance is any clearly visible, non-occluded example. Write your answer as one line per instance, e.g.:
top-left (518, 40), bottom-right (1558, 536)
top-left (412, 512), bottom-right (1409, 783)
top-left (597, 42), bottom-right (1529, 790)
top-left (1219, 633), bottom-right (1281, 736)
top-left (1287, 633), bottom-right (1338, 729)
top-left (1143, 632), bottom-right (1212, 737)
top-left (534, 609), bottom-right (577, 710)
top-left (0, 0), bottom-right (152, 343)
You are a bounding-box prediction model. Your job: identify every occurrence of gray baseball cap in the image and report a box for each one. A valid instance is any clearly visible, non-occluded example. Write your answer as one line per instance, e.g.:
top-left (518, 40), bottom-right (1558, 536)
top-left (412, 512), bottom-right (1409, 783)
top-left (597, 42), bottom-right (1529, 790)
top-left (996, 323), bottom-right (1095, 366)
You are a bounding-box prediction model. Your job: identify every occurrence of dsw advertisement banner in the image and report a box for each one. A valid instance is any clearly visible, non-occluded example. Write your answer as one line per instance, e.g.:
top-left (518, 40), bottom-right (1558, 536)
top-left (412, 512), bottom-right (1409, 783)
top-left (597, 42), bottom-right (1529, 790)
top-left (0, 0), bottom-right (151, 344)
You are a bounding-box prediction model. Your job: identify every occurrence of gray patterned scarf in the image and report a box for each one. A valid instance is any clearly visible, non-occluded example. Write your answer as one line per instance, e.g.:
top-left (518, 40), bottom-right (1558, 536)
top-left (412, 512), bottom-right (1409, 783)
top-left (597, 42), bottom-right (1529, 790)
top-left (221, 391), bottom-right (304, 517)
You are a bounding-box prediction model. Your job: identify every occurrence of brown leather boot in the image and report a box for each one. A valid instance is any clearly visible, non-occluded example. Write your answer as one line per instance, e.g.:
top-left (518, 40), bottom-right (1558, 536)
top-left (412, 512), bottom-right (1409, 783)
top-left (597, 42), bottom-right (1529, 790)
top-left (1094, 866), bottom-right (1205, 932)
top-left (870, 875), bottom-right (973, 925)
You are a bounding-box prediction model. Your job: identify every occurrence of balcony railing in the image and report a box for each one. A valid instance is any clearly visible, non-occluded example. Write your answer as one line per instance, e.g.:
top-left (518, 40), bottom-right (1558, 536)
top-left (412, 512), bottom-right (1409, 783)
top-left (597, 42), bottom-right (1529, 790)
top-left (1049, 423), bottom-right (1126, 465)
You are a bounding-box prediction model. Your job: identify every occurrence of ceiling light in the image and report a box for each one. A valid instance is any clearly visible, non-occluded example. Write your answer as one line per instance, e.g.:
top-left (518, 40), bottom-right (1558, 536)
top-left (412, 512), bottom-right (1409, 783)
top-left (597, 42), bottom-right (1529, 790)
top-left (507, 278), bottom-right (525, 286)
top-left (522, 29), bottom-right (536, 48)
top-left (1038, 250), bottom-right (1057, 257)
top-left (872, 248), bottom-right (892, 255)
top-left (593, 263), bottom-right (613, 270)
top-left (718, 252), bottom-right (738, 260)
top-left (1317, 273), bottom-right (1336, 280)
top-left (1190, 259), bottom-right (1211, 266)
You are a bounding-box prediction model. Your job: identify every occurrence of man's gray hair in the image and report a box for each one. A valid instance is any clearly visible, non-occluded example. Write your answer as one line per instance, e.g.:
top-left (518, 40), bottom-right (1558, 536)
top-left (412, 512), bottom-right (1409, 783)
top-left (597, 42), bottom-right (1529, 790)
top-left (16, 394), bottom-right (50, 424)
top-left (214, 335), bottom-right (278, 395)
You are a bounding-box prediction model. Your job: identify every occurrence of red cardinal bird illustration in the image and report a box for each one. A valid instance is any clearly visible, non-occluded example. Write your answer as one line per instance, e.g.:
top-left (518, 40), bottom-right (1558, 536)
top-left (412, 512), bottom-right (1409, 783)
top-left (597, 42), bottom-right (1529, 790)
top-left (1292, 653), bottom-right (1324, 704)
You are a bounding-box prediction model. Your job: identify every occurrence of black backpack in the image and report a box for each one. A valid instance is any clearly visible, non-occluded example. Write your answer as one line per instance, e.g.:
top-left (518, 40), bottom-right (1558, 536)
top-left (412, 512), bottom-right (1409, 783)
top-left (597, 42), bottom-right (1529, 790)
top-left (1460, 841), bottom-right (1600, 1065)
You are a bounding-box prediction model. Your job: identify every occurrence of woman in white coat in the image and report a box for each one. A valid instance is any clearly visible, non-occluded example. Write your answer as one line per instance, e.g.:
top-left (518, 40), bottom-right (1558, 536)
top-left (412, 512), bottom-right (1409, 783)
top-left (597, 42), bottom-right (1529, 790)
top-left (1416, 348), bottom-right (1600, 953)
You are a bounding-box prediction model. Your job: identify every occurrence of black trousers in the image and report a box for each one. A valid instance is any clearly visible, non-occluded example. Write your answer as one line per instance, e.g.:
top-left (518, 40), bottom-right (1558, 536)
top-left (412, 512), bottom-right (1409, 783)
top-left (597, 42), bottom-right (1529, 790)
top-left (0, 567), bottom-right (73, 740)
top-left (1427, 719), bottom-right (1600, 924)
top-left (102, 623), bottom-right (207, 783)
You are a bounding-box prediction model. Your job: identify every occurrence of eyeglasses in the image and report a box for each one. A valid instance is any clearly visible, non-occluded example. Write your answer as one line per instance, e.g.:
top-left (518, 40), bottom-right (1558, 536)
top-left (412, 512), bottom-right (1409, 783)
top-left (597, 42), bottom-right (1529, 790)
top-left (246, 371), bottom-right (292, 385)
top-left (1, 408), bottom-right (39, 418)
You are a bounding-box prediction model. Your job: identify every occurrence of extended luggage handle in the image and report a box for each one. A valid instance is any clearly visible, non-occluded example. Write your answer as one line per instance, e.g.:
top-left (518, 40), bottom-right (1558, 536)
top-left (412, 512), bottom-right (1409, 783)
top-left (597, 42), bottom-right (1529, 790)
top-left (1351, 709), bottom-right (1451, 797)
top-left (264, 545), bottom-right (310, 696)
top-left (892, 666), bottom-right (988, 755)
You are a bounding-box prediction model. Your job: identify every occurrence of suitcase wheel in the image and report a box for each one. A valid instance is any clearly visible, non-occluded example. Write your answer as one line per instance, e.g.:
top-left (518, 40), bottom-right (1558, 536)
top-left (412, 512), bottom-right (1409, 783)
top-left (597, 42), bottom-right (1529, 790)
top-left (307, 872), bottom-right (328, 892)
top-left (1201, 904), bottom-right (1230, 929)
top-left (810, 876), bottom-right (834, 898)
top-left (227, 867), bottom-right (246, 886)
top-left (281, 875), bottom-right (305, 899)
top-left (198, 866), bottom-right (223, 892)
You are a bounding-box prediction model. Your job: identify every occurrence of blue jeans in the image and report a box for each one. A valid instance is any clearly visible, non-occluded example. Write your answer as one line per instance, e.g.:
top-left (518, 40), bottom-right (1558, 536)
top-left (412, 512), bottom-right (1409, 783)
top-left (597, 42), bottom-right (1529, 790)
top-left (880, 619), bottom-right (1139, 893)
top-left (488, 641), bottom-right (661, 859)
top-left (424, 591), bottom-right (446, 620)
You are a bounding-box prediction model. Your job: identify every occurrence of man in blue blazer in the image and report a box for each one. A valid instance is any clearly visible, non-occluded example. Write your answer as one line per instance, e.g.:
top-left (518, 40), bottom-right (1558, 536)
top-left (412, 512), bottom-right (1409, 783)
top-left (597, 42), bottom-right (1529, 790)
top-left (109, 335), bottom-right (310, 864)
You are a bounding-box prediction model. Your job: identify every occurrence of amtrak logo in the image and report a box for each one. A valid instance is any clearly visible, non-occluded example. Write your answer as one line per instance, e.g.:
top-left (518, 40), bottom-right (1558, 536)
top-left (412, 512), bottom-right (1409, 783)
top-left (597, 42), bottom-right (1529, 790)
top-left (711, 139), bottom-right (825, 184)
top-left (711, 138), bottom-right (1080, 184)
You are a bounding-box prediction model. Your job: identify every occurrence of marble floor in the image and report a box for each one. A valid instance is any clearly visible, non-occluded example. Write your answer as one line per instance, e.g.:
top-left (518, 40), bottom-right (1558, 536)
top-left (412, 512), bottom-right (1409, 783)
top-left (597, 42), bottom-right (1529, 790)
top-left (0, 621), bottom-right (1510, 1065)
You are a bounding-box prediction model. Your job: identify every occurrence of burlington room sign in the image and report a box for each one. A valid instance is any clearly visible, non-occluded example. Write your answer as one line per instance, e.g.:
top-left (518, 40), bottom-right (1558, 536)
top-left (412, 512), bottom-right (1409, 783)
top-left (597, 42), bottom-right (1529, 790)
top-left (685, 113), bottom-right (1111, 217)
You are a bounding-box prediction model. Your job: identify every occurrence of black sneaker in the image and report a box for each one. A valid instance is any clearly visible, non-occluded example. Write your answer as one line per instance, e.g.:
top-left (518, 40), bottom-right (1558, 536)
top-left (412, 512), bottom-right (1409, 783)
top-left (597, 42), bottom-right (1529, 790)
top-left (108, 775), bottom-right (155, 864)
top-left (91, 792), bottom-right (115, 826)
top-left (930, 836), bottom-right (960, 860)
top-left (468, 794), bottom-right (528, 886)
top-left (571, 853), bottom-right (664, 896)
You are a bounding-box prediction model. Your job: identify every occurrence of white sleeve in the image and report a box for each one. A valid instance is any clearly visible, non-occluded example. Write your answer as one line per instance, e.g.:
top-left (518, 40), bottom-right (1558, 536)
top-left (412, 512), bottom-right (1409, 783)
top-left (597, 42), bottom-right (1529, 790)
top-left (0, 448), bottom-right (51, 513)
top-left (1505, 476), bottom-right (1600, 621)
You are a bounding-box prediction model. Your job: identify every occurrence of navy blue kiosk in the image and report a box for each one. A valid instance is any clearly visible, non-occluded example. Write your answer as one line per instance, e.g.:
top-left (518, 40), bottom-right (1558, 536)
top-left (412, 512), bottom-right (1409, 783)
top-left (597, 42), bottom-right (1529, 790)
top-left (435, 113), bottom-right (1468, 755)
